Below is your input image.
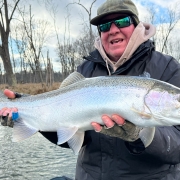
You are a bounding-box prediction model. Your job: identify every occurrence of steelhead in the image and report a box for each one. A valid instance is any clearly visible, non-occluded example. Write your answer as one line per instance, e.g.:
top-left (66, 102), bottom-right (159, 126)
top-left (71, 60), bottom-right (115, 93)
top-left (0, 71), bottom-right (180, 154)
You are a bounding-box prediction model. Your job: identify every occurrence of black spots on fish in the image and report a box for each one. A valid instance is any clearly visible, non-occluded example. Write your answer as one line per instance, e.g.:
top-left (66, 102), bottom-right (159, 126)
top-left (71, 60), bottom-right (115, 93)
top-left (153, 81), bottom-right (180, 95)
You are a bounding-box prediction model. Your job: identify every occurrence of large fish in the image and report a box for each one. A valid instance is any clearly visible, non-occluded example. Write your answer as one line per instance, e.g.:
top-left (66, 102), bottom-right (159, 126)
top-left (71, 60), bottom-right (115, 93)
top-left (0, 72), bottom-right (180, 154)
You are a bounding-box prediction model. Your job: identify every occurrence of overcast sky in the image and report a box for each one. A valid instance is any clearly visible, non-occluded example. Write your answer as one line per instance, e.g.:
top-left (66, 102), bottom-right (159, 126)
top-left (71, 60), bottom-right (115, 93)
top-left (26, 0), bottom-right (178, 37)
top-left (11, 0), bottom-right (180, 71)
top-left (27, 0), bottom-right (178, 39)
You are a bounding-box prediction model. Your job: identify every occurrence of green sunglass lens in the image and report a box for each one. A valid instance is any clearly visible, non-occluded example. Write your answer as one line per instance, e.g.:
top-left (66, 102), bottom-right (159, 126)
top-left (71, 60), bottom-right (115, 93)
top-left (115, 17), bottom-right (130, 28)
top-left (99, 17), bottom-right (131, 32)
top-left (99, 22), bottom-right (111, 32)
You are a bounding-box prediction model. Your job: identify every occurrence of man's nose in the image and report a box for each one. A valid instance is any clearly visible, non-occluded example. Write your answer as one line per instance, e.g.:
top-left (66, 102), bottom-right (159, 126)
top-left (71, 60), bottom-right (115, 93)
top-left (109, 23), bottom-right (121, 34)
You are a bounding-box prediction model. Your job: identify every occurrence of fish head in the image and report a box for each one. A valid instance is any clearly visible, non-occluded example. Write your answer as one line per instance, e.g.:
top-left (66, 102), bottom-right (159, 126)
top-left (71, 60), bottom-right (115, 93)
top-left (145, 87), bottom-right (180, 126)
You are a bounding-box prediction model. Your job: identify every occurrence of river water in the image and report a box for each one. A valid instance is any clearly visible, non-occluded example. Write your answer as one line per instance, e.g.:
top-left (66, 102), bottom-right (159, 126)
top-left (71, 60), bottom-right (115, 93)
top-left (0, 126), bottom-right (77, 180)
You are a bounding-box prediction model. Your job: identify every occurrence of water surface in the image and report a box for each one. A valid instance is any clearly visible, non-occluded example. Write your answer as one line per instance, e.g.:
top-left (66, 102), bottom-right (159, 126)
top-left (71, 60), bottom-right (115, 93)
top-left (0, 126), bottom-right (77, 180)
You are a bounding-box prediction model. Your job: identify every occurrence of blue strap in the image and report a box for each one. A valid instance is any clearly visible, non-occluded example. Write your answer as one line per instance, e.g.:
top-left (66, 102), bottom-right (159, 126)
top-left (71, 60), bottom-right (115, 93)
top-left (12, 112), bottom-right (19, 121)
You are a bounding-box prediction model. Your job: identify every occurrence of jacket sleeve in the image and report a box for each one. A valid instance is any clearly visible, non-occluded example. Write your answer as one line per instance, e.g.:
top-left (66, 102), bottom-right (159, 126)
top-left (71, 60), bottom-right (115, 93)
top-left (40, 131), bottom-right (70, 148)
top-left (143, 126), bottom-right (180, 164)
top-left (126, 57), bottom-right (180, 164)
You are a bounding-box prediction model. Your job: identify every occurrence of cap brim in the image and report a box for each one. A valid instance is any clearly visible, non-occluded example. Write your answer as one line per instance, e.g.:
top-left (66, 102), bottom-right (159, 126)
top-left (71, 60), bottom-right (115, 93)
top-left (90, 10), bottom-right (134, 26)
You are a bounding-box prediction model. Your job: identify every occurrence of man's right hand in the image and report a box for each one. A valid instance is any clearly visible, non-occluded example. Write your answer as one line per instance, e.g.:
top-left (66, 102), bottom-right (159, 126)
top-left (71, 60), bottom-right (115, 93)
top-left (4, 89), bottom-right (22, 99)
top-left (0, 89), bottom-right (20, 127)
top-left (4, 89), bottom-right (16, 99)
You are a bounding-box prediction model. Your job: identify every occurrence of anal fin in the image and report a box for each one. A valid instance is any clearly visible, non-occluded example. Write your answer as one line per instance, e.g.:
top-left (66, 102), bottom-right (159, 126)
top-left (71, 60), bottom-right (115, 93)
top-left (57, 127), bottom-right (78, 145)
top-left (68, 131), bottom-right (84, 155)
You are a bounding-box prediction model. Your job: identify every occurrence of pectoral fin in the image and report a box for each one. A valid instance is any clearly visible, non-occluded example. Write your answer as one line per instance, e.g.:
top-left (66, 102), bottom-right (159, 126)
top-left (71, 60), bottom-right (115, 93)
top-left (12, 118), bottom-right (38, 142)
top-left (131, 106), bottom-right (152, 119)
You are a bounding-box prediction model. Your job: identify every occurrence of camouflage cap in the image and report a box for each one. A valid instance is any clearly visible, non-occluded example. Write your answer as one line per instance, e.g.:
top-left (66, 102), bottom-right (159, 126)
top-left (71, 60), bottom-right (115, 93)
top-left (90, 0), bottom-right (139, 26)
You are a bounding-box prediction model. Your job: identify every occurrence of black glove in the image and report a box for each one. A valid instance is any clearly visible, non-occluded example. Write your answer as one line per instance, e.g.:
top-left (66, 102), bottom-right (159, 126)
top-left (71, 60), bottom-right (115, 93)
top-left (99, 121), bottom-right (142, 142)
top-left (1, 116), bottom-right (14, 127)
top-left (99, 121), bottom-right (155, 147)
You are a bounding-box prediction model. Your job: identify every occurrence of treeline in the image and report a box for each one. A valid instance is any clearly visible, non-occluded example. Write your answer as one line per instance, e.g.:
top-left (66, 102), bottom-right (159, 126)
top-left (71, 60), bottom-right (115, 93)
top-left (0, 0), bottom-right (97, 86)
top-left (0, 71), bottom-right (63, 85)
top-left (0, 0), bottom-right (180, 86)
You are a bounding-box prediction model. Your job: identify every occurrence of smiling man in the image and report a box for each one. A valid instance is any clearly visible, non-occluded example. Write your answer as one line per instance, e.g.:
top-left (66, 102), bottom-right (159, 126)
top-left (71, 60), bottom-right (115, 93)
top-left (1, 0), bottom-right (180, 180)
top-left (99, 15), bottom-right (135, 61)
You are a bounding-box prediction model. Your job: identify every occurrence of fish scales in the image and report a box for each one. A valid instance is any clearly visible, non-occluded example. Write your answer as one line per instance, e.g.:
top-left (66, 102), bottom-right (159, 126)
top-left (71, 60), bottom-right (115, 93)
top-left (0, 72), bottom-right (180, 154)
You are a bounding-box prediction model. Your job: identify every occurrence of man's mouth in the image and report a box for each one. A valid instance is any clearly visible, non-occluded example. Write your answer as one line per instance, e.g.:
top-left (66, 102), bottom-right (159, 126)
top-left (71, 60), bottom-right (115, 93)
top-left (110, 39), bottom-right (123, 44)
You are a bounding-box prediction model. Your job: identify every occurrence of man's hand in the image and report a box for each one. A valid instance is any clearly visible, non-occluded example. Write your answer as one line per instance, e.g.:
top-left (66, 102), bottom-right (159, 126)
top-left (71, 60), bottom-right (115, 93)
top-left (91, 114), bottom-right (155, 147)
top-left (4, 89), bottom-right (22, 99)
top-left (0, 89), bottom-right (20, 127)
top-left (91, 114), bottom-right (142, 142)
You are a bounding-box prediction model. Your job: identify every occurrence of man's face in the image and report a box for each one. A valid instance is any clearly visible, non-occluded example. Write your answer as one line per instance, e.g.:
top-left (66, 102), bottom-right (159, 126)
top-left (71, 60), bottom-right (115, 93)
top-left (100, 14), bottom-right (135, 62)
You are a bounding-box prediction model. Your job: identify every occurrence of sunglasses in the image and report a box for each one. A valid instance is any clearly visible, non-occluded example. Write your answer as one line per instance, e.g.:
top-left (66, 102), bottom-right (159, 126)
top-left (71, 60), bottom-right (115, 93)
top-left (98, 16), bottom-right (133, 32)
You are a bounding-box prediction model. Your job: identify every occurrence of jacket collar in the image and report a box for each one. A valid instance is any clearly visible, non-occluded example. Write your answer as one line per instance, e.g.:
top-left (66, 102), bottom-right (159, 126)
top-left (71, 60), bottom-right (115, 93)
top-left (84, 40), bottom-right (155, 75)
top-left (94, 22), bottom-right (156, 72)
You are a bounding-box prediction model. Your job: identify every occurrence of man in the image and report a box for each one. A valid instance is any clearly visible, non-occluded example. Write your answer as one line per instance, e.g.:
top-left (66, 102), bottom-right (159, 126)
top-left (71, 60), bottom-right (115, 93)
top-left (1, 0), bottom-right (180, 179)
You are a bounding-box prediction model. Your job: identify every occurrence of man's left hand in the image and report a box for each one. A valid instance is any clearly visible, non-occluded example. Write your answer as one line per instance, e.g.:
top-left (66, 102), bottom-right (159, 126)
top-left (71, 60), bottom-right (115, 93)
top-left (91, 114), bottom-right (142, 142)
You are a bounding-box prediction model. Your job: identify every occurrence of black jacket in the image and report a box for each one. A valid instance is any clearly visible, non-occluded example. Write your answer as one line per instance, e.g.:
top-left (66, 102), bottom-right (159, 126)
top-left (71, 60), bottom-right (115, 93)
top-left (41, 40), bottom-right (180, 180)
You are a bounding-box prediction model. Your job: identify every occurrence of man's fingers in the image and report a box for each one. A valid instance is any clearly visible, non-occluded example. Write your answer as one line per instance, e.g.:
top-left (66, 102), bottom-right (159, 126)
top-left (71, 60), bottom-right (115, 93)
top-left (4, 89), bottom-right (16, 99)
top-left (9, 108), bottom-right (18, 117)
top-left (2, 108), bottom-right (11, 116)
top-left (0, 107), bottom-right (18, 117)
top-left (0, 107), bottom-right (7, 116)
top-left (111, 114), bottom-right (125, 126)
top-left (101, 115), bottom-right (115, 128)
top-left (91, 122), bottom-right (102, 132)
top-left (92, 114), bottom-right (125, 132)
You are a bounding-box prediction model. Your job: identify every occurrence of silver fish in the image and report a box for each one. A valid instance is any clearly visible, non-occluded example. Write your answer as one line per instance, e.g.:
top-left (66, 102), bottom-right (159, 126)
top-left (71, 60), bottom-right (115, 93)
top-left (0, 72), bottom-right (180, 154)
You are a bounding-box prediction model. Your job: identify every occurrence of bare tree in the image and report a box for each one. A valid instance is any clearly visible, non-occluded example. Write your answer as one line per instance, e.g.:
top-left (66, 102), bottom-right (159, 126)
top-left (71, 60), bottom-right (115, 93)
top-left (50, 3), bottom-right (74, 79)
top-left (0, 0), bottom-right (20, 85)
top-left (16, 5), bottom-right (51, 84)
top-left (67, 0), bottom-right (97, 52)
top-left (13, 22), bottom-right (29, 83)
top-left (73, 25), bottom-right (98, 58)
top-left (165, 38), bottom-right (180, 62)
top-left (158, 4), bottom-right (180, 53)
top-left (144, 2), bottom-right (180, 54)
top-left (46, 50), bottom-right (53, 87)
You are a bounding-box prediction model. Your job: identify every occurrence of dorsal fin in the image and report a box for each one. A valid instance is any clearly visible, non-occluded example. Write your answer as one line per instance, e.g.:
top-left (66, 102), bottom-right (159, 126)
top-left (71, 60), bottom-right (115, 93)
top-left (139, 71), bottom-right (151, 78)
top-left (60, 71), bottom-right (85, 88)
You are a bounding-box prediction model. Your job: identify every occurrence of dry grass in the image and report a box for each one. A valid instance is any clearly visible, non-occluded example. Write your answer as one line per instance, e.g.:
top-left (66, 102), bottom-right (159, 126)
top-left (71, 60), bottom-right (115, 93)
top-left (0, 83), bottom-right (61, 95)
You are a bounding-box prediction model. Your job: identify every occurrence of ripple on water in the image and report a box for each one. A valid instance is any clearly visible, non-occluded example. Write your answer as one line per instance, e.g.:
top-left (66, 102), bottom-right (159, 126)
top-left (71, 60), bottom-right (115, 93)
top-left (0, 126), bottom-right (77, 180)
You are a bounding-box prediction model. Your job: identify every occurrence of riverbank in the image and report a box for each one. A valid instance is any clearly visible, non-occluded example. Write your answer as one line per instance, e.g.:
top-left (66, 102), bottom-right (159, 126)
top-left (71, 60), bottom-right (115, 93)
top-left (0, 83), bottom-right (61, 95)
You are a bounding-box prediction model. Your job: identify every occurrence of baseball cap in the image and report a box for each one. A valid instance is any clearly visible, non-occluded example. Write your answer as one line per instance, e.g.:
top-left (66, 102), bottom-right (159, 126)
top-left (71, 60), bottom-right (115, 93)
top-left (90, 0), bottom-right (139, 26)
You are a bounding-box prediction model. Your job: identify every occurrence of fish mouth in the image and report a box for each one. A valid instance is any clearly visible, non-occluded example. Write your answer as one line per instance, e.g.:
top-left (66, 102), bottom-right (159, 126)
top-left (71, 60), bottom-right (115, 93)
top-left (110, 38), bottom-right (123, 44)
